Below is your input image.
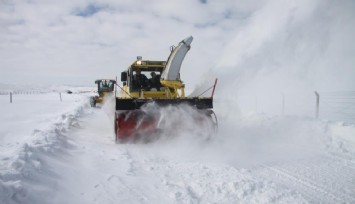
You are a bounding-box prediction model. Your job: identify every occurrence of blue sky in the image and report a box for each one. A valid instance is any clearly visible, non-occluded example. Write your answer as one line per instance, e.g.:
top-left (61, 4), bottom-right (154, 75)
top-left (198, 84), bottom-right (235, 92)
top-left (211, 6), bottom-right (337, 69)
top-left (76, 4), bottom-right (109, 17)
top-left (0, 0), bottom-right (354, 100)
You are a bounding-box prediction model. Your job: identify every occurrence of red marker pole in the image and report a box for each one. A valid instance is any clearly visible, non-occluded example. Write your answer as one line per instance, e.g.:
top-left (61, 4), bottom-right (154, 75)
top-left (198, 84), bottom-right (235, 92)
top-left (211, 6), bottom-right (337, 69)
top-left (211, 78), bottom-right (218, 98)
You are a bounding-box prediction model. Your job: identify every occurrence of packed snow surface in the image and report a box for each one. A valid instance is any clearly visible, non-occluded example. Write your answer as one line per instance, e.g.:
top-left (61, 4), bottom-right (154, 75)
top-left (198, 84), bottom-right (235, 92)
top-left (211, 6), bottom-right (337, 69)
top-left (0, 90), bottom-right (354, 204)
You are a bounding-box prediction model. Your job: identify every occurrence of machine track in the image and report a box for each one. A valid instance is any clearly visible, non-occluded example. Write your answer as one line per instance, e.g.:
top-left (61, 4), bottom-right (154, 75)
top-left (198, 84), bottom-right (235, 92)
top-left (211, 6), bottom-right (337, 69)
top-left (252, 155), bottom-right (355, 203)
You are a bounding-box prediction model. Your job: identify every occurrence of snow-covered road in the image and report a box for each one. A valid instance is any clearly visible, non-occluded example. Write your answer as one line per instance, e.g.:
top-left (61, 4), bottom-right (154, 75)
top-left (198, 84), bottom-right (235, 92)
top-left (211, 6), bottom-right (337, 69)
top-left (253, 155), bottom-right (355, 203)
top-left (48, 108), bottom-right (308, 204)
top-left (1, 93), bottom-right (355, 204)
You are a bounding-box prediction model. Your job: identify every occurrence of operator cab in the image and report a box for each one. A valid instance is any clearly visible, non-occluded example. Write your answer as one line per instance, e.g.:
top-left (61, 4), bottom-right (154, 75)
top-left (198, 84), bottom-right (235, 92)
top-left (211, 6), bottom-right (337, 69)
top-left (120, 57), bottom-right (165, 93)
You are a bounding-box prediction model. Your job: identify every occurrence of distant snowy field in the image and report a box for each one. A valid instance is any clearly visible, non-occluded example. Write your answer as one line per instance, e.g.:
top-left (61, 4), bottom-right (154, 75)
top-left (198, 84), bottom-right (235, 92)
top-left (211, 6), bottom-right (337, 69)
top-left (0, 86), bottom-right (354, 204)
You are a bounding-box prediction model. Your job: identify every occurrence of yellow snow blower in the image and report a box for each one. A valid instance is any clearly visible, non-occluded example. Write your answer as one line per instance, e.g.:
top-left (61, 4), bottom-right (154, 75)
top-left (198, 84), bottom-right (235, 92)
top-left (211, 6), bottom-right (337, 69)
top-left (90, 79), bottom-right (116, 107)
top-left (114, 36), bottom-right (217, 142)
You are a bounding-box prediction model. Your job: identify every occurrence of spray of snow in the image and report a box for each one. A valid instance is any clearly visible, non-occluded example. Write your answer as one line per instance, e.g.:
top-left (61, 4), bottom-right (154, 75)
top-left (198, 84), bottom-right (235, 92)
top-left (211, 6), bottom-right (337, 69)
top-left (143, 0), bottom-right (355, 170)
top-left (210, 0), bottom-right (355, 118)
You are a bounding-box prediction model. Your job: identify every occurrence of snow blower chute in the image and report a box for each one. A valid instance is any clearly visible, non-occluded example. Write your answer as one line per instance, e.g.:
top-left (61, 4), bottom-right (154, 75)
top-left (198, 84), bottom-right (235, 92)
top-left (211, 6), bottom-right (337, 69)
top-left (114, 36), bottom-right (217, 142)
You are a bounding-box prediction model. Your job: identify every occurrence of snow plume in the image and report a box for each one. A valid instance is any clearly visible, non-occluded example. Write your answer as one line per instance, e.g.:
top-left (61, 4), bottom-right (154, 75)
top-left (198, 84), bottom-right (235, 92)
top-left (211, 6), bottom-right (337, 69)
top-left (139, 103), bottom-right (216, 144)
top-left (102, 93), bottom-right (116, 119)
top-left (188, 72), bottom-right (217, 97)
top-left (203, 0), bottom-right (355, 166)
top-left (213, 0), bottom-right (355, 117)
top-left (158, 0), bottom-right (355, 166)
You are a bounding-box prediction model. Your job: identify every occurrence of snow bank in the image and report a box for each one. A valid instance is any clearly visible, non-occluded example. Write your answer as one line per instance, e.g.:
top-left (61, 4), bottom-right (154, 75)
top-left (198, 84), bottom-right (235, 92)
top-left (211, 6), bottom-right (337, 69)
top-left (0, 92), bottom-right (89, 204)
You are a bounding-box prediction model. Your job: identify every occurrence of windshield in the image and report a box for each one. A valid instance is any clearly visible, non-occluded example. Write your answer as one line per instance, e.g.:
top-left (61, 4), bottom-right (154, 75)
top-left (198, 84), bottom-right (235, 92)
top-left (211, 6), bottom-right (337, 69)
top-left (130, 69), bottom-right (162, 91)
top-left (98, 80), bottom-right (114, 92)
